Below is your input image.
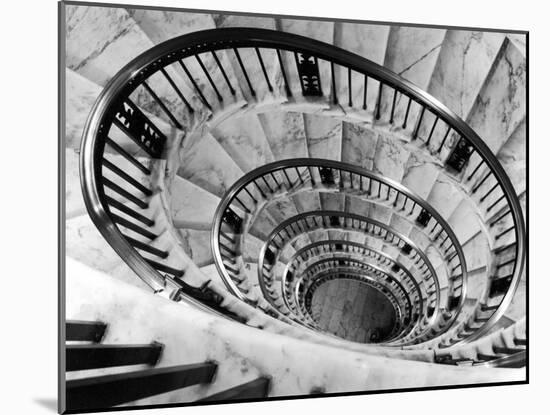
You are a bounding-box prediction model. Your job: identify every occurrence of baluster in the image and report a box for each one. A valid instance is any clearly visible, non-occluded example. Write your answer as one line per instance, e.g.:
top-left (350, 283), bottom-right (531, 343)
top-left (348, 67), bottom-right (353, 107)
top-left (389, 89), bottom-right (398, 124)
top-left (179, 60), bottom-right (212, 111)
top-left (437, 126), bottom-right (452, 153)
top-left (375, 83), bottom-right (383, 120)
top-left (159, 68), bottom-right (194, 113)
top-left (412, 107), bottom-right (426, 140)
top-left (195, 54), bottom-right (223, 102)
top-left (402, 97), bottom-right (412, 128)
top-left (276, 49), bottom-right (291, 97)
top-left (211, 51), bottom-right (236, 95)
top-left (255, 47), bottom-right (273, 92)
top-left (426, 117), bottom-right (438, 146)
top-left (142, 81), bottom-right (182, 128)
top-left (331, 62), bottom-right (338, 104)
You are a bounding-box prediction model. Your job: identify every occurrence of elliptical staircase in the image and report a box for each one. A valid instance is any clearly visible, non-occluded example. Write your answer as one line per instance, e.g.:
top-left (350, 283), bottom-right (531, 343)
top-left (62, 3), bottom-right (527, 411)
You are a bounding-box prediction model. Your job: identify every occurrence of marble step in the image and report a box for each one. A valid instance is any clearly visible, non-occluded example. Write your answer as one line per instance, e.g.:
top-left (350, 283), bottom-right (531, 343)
top-left (66, 5), bottom-right (205, 132)
top-left (65, 68), bottom-right (102, 150)
top-left (169, 175), bottom-right (220, 230)
top-left (210, 113), bottom-right (276, 173)
top-left (376, 26), bottom-right (447, 137)
top-left (332, 21), bottom-right (390, 118)
top-left (496, 117), bottom-right (526, 197)
top-left (258, 111), bottom-right (309, 160)
top-left (273, 18), bottom-right (335, 109)
top-left (303, 114), bottom-right (342, 161)
top-left (129, 8), bottom-right (251, 119)
top-left (427, 31), bottom-right (505, 119)
top-left (461, 37), bottom-right (526, 168)
top-left (176, 131), bottom-right (244, 197)
top-left (340, 121), bottom-right (378, 170)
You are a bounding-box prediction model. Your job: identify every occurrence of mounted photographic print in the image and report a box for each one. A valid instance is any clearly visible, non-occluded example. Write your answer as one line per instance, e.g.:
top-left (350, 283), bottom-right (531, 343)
top-left (59, 0), bottom-right (528, 413)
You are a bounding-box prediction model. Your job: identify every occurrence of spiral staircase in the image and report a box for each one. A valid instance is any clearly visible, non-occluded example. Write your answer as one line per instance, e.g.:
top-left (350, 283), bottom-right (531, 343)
top-left (62, 3), bottom-right (527, 412)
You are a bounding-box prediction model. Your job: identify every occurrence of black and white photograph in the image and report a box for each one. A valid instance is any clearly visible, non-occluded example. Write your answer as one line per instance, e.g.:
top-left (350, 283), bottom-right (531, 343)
top-left (56, 0), bottom-right (529, 412)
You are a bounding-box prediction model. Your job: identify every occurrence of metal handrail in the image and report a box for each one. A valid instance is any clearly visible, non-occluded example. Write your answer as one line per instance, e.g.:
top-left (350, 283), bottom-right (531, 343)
top-left (255, 210), bottom-right (442, 337)
top-left (212, 159), bottom-right (467, 316)
top-left (79, 27), bottom-right (524, 344)
top-left (281, 240), bottom-right (424, 319)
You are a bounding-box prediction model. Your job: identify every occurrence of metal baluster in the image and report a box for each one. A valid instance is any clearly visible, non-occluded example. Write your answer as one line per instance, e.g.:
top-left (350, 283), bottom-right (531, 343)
top-left (276, 49), bottom-right (292, 97)
top-left (105, 196), bottom-right (154, 226)
top-left (467, 160), bottom-right (484, 181)
top-left (179, 60), bottom-right (212, 110)
top-left (195, 54), bottom-right (223, 102)
top-left (331, 62), bottom-right (338, 104)
top-left (348, 68), bottom-right (353, 107)
top-left (412, 107), bottom-right (426, 140)
top-left (362, 74), bottom-right (368, 110)
top-left (105, 138), bottom-right (150, 175)
top-left (426, 117), bottom-right (438, 146)
top-left (389, 89), bottom-right (398, 124)
top-left (472, 171), bottom-right (492, 194)
top-left (211, 51), bottom-right (236, 95)
top-left (480, 183), bottom-right (500, 202)
top-left (255, 47), bottom-right (273, 92)
top-left (402, 97), bottom-right (412, 128)
top-left (234, 48), bottom-right (256, 97)
top-left (102, 159), bottom-right (152, 196)
top-left (375, 83), bottom-right (383, 120)
top-left (489, 209), bottom-right (511, 226)
top-left (437, 126), bottom-right (452, 153)
top-left (142, 81), bottom-right (183, 128)
top-left (159, 68), bottom-right (194, 113)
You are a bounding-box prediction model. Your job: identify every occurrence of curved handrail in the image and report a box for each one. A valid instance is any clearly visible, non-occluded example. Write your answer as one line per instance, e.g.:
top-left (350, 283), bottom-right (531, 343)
top-left (281, 240), bottom-right (424, 318)
top-left (80, 27), bottom-right (524, 343)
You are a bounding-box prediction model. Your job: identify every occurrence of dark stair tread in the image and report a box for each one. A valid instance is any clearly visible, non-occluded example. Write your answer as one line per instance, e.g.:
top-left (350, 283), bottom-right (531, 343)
top-left (66, 362), bottom-right (217, 411)
top-left (66, 320), bottom-right (107, 343)
top-left (66, 343), bottom-right (163, 371)
top-left (197, 377), bottom-right (270, 402)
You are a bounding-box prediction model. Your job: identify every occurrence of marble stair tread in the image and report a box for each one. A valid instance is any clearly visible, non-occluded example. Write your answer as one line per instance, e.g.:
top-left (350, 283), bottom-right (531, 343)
top-left (66, 5), bottom-right (154, 86)
top-left (460, 231), bottom-right (490, 273)
top-left (212, 13), bottom-right (284, 107)
top-left (427, 31), bottom-right (505, 119)
top-left (258, 111), bottom-right (309, 160)
top-left (127, 8), bottom-right (246, 116)
top-left (274, 19), bottom-right (334, 107)
top-left (242, 234), bottom-right (266, 263)
top-left (376, 26), bottom-right (446, 133)
top-left (333, 22), bottom-right (390, 112)
top-left (65, 68), bottom-right (102, 150)
top-left (169, 175), bottom-right (221, 230)
top-left (174, 228), bottom-right (214, 268)
top-left (463, 38), bottom-right (526, 156)
top-left (426, 172), bottom-right (465, 220)
top-left (400, 152), bottom-right (440, 199)
top-left (248, 209), bottom-right (280, 241)
top-left (177, 132), bottom-right (244, 197)
top-left (446, 199), bottom-right (483, 244)
top-left (340, 122), bottom-right (379, 170)
top-left (303, 114), bottom-right (343, 160)
top-left (496, 117), bottom-right (526, 196)
top-left (372, 132), bottom-right (410, 182)
top-left (210, 113), bottom-right (276, 172)
top-left (66, 213), bottom-right (127, 275)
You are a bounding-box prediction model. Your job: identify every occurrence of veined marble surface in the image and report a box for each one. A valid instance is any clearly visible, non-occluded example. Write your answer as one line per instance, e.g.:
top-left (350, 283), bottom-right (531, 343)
top-left (373, 132), bottom-right (410, 181)
top-left (333, 22), bottom-right (390, 111)
top-left (400, 151), bottom-right (440, 199)
top-left (66, 5), bottom-right (153, 86)
top-left (211, 113), bottom-right (275, 173)
top-left (497, 117), bottom-right (526, 196)
top-left (66, 259), bottom-right (523, 405)
top-left (65, 68), bottom-right (101, 150)
top-left (303, 114), bottom-right (342, 160)
top-left (428, 31), bottom-right (505, 118)
top-left (466, 38), bottom-right (526, 154)
top-left (177, 228), bottom-right (214, 267)
top-left (169, 176), bottom-right (220, 230)
top-left (341, 121), bottom-right (378, 170)
top-left (427, 173), bottom-right (465, 220)
top-left (258, 111), bottom-right (309, 160)
top-left (177, 132), bottom-right (244, 197)
top-left (379, 26), bottom-right (446, 132)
